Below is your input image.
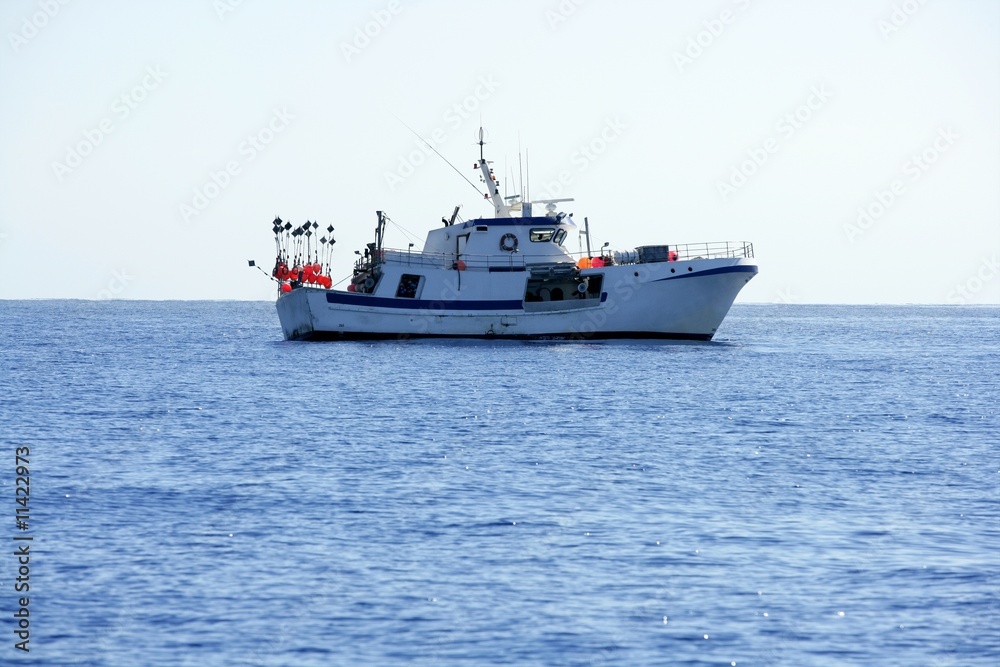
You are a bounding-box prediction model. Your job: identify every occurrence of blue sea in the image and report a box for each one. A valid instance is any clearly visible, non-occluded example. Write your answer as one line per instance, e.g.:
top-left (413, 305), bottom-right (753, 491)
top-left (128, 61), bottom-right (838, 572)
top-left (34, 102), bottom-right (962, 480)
top-left (1, 302), bottom-right (997, 666)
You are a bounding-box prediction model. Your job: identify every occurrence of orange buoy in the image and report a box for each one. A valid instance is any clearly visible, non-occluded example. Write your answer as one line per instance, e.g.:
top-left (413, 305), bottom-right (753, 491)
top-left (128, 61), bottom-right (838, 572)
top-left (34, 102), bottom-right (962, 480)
top-left (577, 257), bottom-right (592, 269)
top-left (455, 260), bottom-right (467, 271)
top-left (280, 282), bottom-right (292, 293)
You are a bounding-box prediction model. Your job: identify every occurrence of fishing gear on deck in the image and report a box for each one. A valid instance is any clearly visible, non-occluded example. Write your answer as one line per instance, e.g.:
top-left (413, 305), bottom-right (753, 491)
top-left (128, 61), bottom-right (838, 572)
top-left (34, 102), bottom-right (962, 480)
top-left (265, 216), bottom-right (335, 291)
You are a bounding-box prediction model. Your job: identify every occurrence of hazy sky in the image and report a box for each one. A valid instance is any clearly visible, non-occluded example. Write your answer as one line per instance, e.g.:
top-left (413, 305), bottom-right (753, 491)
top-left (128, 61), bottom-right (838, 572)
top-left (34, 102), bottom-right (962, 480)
top-left (2, 0), bottom-right (997, 303)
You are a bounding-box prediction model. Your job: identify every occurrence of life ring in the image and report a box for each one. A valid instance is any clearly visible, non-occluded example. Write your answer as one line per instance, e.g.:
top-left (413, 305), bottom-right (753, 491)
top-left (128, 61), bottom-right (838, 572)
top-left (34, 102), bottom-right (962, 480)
top-left (499, 233), bottom-right (518, 252)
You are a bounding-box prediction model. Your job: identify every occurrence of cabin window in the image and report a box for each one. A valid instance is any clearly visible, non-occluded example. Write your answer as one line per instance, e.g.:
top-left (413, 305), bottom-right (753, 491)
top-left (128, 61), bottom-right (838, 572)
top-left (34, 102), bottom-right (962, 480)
top-left (396, 274), bottom-right (422, 299)
top-left (529, 228), bottom-right (555, 242)
top-left (476, 226), bottom-right (488, 231)
top-left (553, 229), bottom-right (567, 245)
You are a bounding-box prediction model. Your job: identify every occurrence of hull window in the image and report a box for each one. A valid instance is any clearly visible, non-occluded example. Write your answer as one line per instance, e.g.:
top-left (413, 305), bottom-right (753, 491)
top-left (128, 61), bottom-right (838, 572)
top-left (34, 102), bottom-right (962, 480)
top-left (396, 274), bottom-right (423, 299)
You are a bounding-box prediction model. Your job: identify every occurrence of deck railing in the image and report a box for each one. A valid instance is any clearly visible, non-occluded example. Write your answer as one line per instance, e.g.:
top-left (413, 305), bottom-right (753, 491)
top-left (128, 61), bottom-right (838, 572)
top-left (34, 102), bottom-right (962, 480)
top-left (381, 248), bottom-right (528, 270)
top-left (610, 241), bottom-right (754, 265)
top-left (660, 241), bottom-right (754, 262)
top-left (380, 241), bottom-right (753, 270)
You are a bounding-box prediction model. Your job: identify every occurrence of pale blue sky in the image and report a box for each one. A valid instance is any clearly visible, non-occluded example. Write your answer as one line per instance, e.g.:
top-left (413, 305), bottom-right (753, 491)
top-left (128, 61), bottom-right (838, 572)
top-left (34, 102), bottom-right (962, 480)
top-left (1, 0), bottom-right (997, 303)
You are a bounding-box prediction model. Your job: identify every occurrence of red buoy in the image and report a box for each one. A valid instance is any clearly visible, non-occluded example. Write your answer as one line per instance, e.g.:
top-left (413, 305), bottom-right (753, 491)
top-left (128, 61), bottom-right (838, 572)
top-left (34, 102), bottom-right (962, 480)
top-left (280, 282), bottom-right (292, 293)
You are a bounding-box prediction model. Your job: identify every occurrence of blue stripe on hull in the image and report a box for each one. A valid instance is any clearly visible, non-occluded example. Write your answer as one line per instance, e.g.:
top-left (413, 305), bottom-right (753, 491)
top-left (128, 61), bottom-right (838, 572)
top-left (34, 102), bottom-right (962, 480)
top-left (325, 292), bottom-right (524, 311)
top-left (652, 265), bottom-right (758, 282)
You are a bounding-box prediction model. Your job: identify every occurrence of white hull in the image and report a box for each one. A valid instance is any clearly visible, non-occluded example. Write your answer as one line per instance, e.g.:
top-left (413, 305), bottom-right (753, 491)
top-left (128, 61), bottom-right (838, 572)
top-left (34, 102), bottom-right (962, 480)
top-left (276, 257), bottom-right (756, 341)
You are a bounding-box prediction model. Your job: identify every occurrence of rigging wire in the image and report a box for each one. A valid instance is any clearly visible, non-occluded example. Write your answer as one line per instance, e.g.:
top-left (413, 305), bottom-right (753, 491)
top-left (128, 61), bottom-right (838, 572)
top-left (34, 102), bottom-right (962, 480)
top-left (382, 214), bottom-right (423, 246)
top-left (392, 115), bottom-right (489, 204)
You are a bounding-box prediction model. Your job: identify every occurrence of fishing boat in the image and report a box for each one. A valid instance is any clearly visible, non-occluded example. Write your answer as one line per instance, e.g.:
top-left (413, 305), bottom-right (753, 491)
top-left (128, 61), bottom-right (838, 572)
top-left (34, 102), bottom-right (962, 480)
top-left (266, 130), bottom-right (757, 341)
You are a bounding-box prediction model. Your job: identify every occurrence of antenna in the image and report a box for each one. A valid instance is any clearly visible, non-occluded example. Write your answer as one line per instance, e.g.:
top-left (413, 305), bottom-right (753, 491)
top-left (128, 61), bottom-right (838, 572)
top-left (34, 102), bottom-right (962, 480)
top-left (525, 149), bottom-right (530, 204)
top-left (518, 133), bottom-right (524, 201)
top-left (475, 126), bottom-right (511, 217)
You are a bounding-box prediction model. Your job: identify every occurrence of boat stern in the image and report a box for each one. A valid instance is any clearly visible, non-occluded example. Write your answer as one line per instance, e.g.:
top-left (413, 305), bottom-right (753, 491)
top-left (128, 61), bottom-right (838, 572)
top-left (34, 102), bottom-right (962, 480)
top-left (275, 288), bottom-right (317, 340)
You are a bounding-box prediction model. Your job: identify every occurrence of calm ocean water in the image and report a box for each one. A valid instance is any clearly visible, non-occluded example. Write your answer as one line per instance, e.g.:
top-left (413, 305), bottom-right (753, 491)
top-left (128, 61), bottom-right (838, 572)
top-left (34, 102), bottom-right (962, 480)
top-left (0, 301), bottom-right (997, 666)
